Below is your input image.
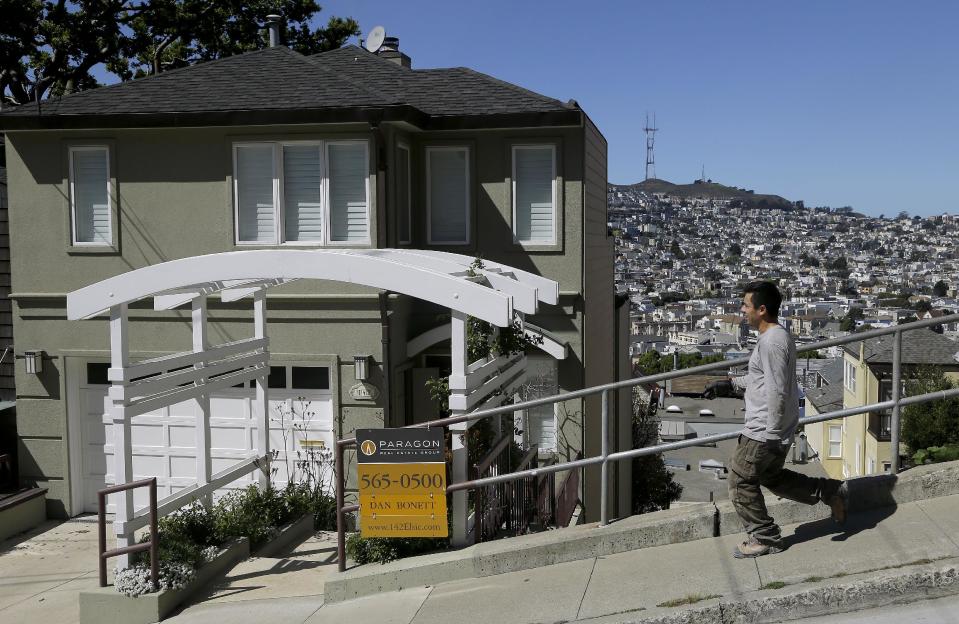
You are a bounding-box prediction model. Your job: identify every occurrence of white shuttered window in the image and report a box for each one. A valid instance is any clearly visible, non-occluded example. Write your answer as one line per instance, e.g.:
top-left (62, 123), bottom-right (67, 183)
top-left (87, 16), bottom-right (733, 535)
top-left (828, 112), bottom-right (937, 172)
top-left (234, 141), bottom-right (370, 245)
top-left (283, 145), bottom-right (323, 242)
top-left (236, 144), bottom-right (277, 243)
top-left (327, 142), bottom-right (369, 243)
top-left (513, 145), bottom-right (556, 244)
top-left (69, 147), bottom-right (112, 245)
top-left (427, 147), bottom-right (469, 245)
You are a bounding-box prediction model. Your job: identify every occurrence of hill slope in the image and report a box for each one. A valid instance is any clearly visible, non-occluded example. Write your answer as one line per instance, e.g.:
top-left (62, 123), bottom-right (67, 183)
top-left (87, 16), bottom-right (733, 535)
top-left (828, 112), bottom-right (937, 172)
top-left (610, 178), bottom-right (795, 210)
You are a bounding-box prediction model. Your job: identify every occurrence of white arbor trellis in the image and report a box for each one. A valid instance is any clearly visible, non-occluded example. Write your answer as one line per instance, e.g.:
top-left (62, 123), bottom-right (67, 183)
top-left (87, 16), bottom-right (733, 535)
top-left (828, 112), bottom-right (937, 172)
top-left (67, 249), bottom-right (559, 564)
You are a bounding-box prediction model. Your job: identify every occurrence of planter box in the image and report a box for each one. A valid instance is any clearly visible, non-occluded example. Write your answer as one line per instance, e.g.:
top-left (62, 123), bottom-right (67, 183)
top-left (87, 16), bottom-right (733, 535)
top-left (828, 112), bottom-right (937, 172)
top-left (252, 514), bottom-right (313, 558)
top-left (79, 537), bottom-right (250, 624)
top-left (0, 488), bottom-right (47, 542)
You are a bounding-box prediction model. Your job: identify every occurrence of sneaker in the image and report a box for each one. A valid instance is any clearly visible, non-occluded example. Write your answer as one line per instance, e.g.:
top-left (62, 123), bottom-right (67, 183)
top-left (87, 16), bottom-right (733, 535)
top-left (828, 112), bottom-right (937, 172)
top-left (733, 535), bottom-right (783, 559)
top-left (826, 481), bottom-right (849, 525)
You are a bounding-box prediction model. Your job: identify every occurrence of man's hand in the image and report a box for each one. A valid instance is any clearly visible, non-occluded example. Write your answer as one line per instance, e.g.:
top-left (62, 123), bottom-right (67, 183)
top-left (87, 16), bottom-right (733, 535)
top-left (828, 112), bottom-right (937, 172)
top-left (763, 438), bottom-right (784, 451)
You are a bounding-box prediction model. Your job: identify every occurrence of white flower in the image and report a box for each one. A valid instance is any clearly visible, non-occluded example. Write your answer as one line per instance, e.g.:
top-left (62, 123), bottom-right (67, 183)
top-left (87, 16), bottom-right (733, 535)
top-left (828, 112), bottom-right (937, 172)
top-left (113, 562), bottom-right (197, 597)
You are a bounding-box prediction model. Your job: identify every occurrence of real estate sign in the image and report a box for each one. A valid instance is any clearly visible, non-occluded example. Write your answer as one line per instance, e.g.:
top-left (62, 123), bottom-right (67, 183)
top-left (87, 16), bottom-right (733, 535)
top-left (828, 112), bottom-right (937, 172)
top-left (356, 428), bottom-right (448, 538)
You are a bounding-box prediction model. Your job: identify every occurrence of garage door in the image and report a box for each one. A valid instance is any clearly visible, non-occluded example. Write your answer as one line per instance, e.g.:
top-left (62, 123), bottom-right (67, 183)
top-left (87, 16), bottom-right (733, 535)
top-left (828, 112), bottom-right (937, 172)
top-left (74, 360), bottom-right (335, 514)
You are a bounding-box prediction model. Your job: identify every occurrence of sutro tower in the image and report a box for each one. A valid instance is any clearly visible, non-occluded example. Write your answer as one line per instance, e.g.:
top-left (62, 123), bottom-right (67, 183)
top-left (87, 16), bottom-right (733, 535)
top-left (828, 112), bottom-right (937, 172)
top-left (644, 112), bottom-right (658, 181)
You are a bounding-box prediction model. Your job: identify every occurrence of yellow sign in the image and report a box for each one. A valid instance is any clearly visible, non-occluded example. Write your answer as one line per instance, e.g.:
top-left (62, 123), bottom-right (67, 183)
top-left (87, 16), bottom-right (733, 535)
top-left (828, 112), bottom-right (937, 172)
top-left (358, 464), bottom-right (448, 537)
top-left (355, 427), bottom-right (448, 539)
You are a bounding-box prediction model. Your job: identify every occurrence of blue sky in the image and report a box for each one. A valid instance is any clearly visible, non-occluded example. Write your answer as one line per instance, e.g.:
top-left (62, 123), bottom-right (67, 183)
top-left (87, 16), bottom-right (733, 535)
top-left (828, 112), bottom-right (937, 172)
top-left (313, 1), bottom-right (958, 217)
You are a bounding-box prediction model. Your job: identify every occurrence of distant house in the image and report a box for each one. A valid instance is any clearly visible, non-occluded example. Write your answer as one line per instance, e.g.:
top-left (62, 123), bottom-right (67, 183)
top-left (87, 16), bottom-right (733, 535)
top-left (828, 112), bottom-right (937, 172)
top-left (805, 329), bottom-right (959, 479)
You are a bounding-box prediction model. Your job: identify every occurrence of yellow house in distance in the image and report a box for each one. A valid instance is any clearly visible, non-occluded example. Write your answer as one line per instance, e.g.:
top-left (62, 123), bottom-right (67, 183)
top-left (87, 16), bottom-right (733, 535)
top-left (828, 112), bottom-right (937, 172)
top-left (804, 328), bottom-right (959, 480)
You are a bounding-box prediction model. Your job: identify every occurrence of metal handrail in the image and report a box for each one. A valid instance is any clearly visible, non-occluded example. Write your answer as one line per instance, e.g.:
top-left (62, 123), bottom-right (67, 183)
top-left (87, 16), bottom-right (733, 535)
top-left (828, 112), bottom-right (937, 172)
top-left (98, 477), bottom-right (159, 590)
top-left (335, 312), bottom-right (959, 570)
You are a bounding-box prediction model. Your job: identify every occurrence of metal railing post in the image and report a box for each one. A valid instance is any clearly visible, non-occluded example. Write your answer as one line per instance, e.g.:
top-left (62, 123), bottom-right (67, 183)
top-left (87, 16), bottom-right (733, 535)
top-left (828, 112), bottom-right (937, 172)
top-left (891, 329), bottom-right (902, 473)
top-left (600, 389), bottom-right (609, 527)
top-left (97, 478), bottom-right (159, 589)
top-left (336, 440), bottom-right (346, 572)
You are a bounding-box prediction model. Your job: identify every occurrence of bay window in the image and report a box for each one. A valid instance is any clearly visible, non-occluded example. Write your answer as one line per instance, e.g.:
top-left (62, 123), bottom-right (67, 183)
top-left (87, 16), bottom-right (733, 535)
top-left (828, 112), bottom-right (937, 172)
top-left (233, 140), bottom-right (370, 246)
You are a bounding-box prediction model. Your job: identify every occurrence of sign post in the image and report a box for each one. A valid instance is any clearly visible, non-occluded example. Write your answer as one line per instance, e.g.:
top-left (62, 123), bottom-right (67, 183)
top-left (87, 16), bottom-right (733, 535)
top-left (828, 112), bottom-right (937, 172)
top-left (356, 428), bottom-right (448, 538)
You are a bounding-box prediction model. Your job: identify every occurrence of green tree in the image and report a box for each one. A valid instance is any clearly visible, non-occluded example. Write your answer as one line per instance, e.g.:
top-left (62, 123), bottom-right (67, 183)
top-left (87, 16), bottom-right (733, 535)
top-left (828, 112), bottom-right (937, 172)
top-left (901, 367), bottom-right (959, 454)
top-left (1, 0), bottom-right (359, 106)
top-left (915, 299), bottom-right (933, 315)
top-left (631, 390), bottom-right (682, 513)
top-left (728, 243), bottom-right (742, 257)
top-left (635, 351), bottom-right (662, 375)
top-left (839, 307), bottom-right (864, 332)
top-left (933, 280), bottom-right (949, 297)
top-left (670, 240), bottom-right (686, 260)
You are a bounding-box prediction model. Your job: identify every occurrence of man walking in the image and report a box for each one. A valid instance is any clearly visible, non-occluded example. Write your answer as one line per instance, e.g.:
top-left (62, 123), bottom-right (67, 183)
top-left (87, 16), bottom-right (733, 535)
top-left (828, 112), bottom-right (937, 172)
top-left (712, 281), bottom-right (847, 558)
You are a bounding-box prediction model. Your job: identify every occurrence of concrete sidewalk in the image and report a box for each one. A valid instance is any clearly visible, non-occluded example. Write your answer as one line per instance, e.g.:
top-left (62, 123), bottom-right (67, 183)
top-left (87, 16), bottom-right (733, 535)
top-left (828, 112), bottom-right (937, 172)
top-left (0, 514), bottom-right (114, 624)
top-left (164, 493), bottom-right (959, 624)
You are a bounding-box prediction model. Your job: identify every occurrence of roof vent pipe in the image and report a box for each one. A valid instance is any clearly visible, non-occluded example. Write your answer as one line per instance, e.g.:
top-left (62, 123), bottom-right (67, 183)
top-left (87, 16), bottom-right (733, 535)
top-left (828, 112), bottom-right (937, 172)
top-left (266, 14), bottom-right (282, 47)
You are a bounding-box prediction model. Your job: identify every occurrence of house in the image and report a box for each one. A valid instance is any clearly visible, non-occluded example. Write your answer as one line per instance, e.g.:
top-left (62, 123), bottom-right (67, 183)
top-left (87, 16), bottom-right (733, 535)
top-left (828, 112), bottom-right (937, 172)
top-left (804, 329), bottom-right (959, 480)
top-left (0, 37), bottom-right (629, 522)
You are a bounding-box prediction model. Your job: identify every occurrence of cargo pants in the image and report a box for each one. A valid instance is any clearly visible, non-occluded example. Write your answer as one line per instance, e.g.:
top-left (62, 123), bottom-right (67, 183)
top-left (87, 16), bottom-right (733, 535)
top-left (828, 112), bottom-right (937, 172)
top-left (728, 435), bottom-right (842, 547)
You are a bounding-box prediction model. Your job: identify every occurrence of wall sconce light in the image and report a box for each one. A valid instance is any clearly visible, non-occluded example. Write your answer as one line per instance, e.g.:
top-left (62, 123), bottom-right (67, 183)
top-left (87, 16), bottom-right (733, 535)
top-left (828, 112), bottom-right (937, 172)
top-left (24, 350), bottom-right (44, 375)
top-left (353, 354), bottom-right (371, 382)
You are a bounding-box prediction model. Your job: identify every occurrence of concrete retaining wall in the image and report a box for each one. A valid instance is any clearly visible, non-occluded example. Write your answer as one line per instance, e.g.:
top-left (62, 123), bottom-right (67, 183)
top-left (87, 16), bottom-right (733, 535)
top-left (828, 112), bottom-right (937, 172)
top-left (325, 459), bottom-right (959, 604)
top-left (0, 488), bottom-right (46, 542)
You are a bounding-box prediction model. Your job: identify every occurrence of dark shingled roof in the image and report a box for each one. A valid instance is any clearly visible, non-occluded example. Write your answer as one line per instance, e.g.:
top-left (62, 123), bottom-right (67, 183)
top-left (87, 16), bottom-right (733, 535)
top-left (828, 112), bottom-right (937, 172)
top-left (306, 46), bottom-right (572, 116)
top-left (842, 328), bottom-right (959, 365)
top-left (0, 47), bottom-right (382, 117)
top-left (0, 45), bottom-right (574, 124)
top-left (806, 381), bottom-right (843, 414)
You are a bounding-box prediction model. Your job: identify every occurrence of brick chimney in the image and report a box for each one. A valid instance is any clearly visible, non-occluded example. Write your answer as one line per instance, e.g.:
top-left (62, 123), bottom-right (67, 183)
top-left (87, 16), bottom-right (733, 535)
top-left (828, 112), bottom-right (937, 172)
top-left (376, 36), bottom-right (411, 68)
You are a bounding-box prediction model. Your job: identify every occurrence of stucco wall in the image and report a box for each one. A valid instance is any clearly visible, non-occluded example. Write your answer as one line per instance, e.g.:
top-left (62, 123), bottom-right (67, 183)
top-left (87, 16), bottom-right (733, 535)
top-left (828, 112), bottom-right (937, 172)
top-left (5, 117), bottom-right (603, 517)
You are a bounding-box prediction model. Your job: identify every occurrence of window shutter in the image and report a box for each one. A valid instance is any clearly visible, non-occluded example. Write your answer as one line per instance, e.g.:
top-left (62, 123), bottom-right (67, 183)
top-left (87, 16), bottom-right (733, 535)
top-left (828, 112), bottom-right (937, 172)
top-left (283, 145), bottom-right (323, 242)
top-left (236, 145), bottom-right (276, 243)
top-left (328, 143), bottom-right (368, 243)
top-left (514, 147), bottom-right (554, 243)
top-left (526, 356), bottom-right (558, 452)
top-left (429, 149), bottom-right (469, 244)
top-left (396, 146), bottom-right (411, 243)
top-left (72, 149), bottom-right (111, 244)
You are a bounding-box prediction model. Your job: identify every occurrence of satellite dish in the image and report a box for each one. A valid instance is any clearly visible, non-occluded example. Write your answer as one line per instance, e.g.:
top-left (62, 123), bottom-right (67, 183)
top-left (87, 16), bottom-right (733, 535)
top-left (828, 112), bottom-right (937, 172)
top-left (365, 26), bottom-right (386, 53)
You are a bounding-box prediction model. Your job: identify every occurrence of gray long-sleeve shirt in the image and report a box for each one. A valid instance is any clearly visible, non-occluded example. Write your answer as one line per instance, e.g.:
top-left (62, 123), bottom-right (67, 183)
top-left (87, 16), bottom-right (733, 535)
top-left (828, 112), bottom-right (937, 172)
top-left (731, 324), bottom-right (799, 445)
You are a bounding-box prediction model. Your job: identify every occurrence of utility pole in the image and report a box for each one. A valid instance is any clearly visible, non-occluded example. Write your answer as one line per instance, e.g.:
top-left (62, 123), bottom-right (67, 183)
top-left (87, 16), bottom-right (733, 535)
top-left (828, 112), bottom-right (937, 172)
top-left (644, 112), bottom-right (658, 181)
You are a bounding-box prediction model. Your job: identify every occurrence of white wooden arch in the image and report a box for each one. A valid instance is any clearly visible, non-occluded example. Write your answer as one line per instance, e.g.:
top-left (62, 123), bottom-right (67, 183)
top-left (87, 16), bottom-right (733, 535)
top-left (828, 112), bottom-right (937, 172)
top-left (67, 249), bottom-right (523, 326)
top-left (66, 249), bottom-right (559, 561)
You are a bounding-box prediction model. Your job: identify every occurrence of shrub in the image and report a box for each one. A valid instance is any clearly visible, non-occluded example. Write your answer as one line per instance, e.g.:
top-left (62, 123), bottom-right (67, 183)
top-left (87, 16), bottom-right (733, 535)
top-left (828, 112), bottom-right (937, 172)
top-left (345, 533), bottom-right (445, 565)
top-left (902, 367), bottom-right (959, 455)
top-left (213, 486), bottom-right (284, 547)
top-left (912, 444), bottom-right (959, 465)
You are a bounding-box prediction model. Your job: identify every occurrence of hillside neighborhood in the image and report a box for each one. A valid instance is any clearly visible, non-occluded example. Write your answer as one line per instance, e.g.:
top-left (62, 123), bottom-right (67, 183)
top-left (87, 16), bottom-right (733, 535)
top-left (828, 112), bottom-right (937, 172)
top-left (3, 5), bottom-right (959, 623)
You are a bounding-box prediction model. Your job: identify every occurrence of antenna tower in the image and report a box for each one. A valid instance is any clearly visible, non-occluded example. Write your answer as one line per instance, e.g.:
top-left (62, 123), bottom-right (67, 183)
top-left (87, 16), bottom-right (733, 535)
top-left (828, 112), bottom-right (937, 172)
top-left (644, 113), bottom-right (658, 181)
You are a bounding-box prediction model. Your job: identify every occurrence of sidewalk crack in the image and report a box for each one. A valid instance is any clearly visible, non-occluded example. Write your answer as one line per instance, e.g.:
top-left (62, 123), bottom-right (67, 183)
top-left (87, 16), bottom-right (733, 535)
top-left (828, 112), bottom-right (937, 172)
top-left (301, 602), bottom-right (324, 623)
top-left (408, 585), bottom-right (435, 624)
top-left (0, 569), bottom-right (92, 613)
top-left (753, 558), bottom-right (763, 589)
top-left (915, 500), bottom-right (959, 552)
top-left (574, 557), bottom-right (598, 621)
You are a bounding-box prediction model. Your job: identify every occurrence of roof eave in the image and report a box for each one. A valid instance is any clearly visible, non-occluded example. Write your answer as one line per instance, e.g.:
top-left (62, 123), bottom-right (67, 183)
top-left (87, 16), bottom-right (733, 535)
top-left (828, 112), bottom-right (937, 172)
top-left (0, 106), bottom-right (581, 132)
top-left (0, 104), bottom-right (426, 131)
